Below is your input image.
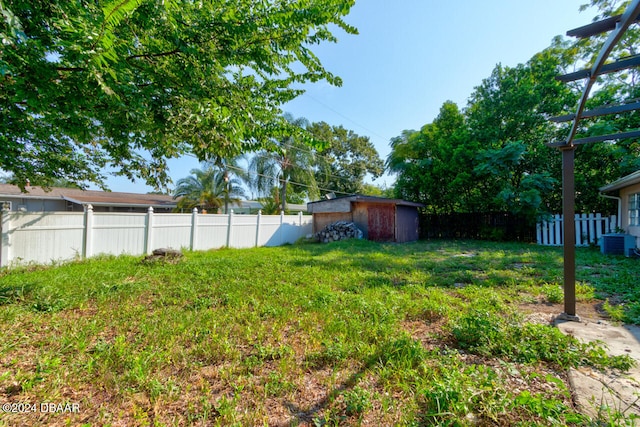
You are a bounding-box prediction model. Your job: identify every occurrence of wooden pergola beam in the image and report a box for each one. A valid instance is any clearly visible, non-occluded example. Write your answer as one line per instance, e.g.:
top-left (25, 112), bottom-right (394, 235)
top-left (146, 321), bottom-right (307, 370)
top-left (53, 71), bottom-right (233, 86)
top-left (549, 100), bottom-right (640, 123)
top-left (552, 0), bottom-right (640, 320)
top-left (556, 55), bottom-right (640, 83)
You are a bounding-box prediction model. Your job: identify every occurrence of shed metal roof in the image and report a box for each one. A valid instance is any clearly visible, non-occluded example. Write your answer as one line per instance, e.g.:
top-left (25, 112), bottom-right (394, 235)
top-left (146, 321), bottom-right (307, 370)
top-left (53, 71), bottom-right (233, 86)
top-left (307, 194), bottom-right (424, 209)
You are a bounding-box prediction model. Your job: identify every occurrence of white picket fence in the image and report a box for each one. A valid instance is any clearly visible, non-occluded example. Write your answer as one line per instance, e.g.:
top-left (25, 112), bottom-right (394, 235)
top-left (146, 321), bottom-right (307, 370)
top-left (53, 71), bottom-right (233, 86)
top-left (536, 213), bottom-right (617, 246)
top-left (0, 205), bottom-right (313, 268)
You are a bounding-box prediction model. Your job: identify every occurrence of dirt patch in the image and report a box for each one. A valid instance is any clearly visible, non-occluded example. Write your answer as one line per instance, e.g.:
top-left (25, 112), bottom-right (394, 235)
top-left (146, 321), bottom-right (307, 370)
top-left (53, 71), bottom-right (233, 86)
top-left (519, 298), bottom-right (610, 323)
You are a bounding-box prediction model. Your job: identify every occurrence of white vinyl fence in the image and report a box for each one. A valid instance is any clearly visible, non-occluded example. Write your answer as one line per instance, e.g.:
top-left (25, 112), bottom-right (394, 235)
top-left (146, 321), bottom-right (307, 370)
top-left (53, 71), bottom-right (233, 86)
top-left (0, 205), bottom-right (312, 268)
top-left (536, 213), bottom-right (617, 246)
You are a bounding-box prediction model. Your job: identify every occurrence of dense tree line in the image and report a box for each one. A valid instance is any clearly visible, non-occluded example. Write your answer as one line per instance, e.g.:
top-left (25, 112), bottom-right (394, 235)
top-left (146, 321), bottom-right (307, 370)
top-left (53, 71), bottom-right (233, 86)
top-left (388, 0), bottom-right (640, 220)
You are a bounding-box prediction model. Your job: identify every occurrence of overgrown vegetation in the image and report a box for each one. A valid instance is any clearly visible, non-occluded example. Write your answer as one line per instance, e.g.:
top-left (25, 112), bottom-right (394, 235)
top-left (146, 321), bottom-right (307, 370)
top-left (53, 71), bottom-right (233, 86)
top-left (0, 240), bottom-right (637, 425)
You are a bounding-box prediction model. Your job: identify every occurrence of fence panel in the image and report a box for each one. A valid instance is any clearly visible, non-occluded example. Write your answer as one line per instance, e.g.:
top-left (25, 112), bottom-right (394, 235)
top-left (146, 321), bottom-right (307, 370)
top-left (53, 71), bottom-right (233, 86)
top-left (1, 208), bottom-right (313, 268)
top-left (91, 212), bottom-right (147, 256)
top-left (258, 214), bottom-right (285, 247)
top-left (194, 214), bottom-right (230, 250)
top-left (229, 214), bottom-right (259, 249)
top-left (151, 212), bottom-right (192, 251)
top-left (536, 213), bottom-right (616, 246)
top-left (2, 212), bottom-right (85, 265)
top-left (279, 214), bottom-right (313, 245)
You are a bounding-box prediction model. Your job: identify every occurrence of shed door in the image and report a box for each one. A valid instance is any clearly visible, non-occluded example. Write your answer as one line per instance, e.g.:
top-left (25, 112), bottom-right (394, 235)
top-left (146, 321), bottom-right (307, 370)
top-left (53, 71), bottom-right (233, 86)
top-left (396, 206), bottom-right (419, 242)
top-left (367, 205), bottom-right (395, 241)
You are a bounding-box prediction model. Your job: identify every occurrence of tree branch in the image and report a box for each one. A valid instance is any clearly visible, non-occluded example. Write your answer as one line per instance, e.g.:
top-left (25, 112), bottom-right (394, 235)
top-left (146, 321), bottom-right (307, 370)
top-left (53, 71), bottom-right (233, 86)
top-left (56, 67), bottom-right (86, 72)
top-left (127, 49), bottom-right (182, 60)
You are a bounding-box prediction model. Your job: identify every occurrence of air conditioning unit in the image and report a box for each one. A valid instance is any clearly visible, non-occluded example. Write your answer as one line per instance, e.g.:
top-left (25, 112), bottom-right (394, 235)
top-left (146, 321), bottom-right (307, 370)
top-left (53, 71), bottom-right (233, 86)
top-left (601, 233), bottom-right (636, 256)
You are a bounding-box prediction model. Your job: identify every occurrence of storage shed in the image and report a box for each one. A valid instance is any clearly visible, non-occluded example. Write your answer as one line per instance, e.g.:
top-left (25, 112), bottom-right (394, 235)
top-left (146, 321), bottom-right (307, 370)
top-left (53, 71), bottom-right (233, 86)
top-left (307, 195), bottom-right (423, 243)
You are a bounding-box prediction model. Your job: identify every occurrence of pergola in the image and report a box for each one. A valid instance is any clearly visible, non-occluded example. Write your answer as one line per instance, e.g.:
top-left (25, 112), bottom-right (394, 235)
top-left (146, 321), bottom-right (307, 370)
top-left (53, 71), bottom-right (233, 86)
top-left (548, 0), bottom-right (640, 320)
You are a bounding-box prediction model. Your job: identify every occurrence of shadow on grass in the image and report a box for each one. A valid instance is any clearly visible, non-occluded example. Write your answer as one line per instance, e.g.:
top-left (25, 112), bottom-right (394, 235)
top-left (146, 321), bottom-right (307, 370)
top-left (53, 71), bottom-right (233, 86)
top-left (0, 282), bottom-right (35, 305)
top-left (282, 239), bottom-right (563, 289)
top-left (282, 336), bottom-right (421, 425)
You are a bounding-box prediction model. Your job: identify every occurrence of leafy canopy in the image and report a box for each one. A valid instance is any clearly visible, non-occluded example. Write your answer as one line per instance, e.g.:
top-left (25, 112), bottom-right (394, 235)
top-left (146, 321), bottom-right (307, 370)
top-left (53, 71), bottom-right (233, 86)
top-left (249, 114), bottom-right (318, 212)
top-left (307, 121), bottom-right (384, 196)
top-left (0, 0), bottom-right (356, 190)
top-left (388, 2), bottom-right (640, 218)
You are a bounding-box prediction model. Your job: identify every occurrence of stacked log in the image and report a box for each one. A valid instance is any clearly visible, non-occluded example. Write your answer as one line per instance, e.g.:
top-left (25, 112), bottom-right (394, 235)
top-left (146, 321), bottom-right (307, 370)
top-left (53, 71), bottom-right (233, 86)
top-left (316, 221), bottom-right (363, 243)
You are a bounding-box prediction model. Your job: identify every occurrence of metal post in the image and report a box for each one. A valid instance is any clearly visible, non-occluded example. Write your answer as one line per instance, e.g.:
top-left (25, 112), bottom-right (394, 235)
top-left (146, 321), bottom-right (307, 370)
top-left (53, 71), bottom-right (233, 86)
top-left (560, 146), bottom-right (579, 320)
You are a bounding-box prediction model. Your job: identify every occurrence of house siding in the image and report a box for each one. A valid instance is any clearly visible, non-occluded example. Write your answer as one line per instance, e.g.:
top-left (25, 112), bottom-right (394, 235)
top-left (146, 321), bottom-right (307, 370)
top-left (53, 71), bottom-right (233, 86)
top-left (0, 196), bottom-right (67, 212)
top-left (620, 182), bottom-right (640, 247)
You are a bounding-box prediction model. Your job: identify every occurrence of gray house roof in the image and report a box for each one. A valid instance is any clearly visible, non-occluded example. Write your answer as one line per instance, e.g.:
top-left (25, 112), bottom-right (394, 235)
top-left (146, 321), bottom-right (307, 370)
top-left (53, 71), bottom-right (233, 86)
top-left (599, 170), bottom-right (640, 194)
top-left (0, 184), bottom-right (177, 209)
top-left (0, 184), bottom-right (309, 213)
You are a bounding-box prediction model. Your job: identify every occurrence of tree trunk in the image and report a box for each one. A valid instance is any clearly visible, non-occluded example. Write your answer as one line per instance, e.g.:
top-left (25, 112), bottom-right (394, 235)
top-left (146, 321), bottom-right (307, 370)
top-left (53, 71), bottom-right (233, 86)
top-left (280, 178), bottom-right (287, 213)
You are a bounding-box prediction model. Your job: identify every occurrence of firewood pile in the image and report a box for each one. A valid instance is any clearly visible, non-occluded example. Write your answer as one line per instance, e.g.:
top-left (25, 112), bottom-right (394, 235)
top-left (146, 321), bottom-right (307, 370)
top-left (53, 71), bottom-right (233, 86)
top-left (316, 221), bottom-right (363, 243)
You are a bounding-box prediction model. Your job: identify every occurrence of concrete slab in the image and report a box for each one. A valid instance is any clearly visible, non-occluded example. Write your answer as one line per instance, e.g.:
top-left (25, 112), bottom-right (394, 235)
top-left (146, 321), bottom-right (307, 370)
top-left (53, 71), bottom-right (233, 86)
top-left (555, 318), bottom-right (640, 422)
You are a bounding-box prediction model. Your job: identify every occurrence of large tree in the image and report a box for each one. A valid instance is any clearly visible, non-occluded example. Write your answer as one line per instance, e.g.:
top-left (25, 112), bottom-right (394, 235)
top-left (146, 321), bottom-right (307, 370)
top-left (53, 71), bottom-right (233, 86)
top-left (307, 121), bottom-right (384, 196)
top-left (465, 49), bottom-right (576, 217)
top-left (388, 50), bottom-right (576, 218)
top-left (387, 101), bottom-right (477, 214)
top-left (0, 0), bottom-right (356, 190)
top-left (249, 115), bottom-right (318, 212)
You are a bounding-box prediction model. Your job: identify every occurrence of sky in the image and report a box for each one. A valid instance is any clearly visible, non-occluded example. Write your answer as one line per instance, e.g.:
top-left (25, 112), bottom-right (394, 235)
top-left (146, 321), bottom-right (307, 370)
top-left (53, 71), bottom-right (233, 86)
top-left (104, 0), bottom-right (595, 194)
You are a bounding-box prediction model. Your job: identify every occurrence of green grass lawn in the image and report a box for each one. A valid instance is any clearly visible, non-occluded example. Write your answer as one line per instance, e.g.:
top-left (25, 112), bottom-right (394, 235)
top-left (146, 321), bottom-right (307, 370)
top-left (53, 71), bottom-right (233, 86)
top-left (0, 239), bottom-right (638, 426)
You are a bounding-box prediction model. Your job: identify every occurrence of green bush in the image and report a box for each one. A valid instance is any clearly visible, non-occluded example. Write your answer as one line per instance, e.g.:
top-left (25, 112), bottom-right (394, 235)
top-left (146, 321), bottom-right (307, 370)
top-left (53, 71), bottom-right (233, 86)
top-left (451, 311), bottom-right (635, 370)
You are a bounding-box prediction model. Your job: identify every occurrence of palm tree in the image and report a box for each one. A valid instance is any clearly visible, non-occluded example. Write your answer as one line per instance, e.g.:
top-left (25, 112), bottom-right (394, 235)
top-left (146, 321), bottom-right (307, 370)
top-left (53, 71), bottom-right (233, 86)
top-left (249, 114), bottom-right (318, 212)
top-left (205, 155), bottom-right (250, 215)
top-left (173, 166), bottom-right (246, 213)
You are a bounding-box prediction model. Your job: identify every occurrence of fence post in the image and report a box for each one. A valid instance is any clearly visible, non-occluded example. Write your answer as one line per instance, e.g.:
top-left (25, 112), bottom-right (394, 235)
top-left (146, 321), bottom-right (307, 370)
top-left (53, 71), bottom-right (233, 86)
top-left (298, 211), bottom-right (303, 226)
top-left (83, 204), bottom-right (94, 259)
top-left (255, 210), bottom-right (262, 247)
top-left (280, 210), bottom-right (285, 246)
top-left (144, 206), bottom-right (154, 255)
top-left (227, 209), bottom-right (234, 248)
top-left (587, 213), bottom-right (596, 245)
top-left (595, 213), bottom-right (603, 244)
top-left (1, 207), bottom-right (11, 267)
top-left (554, 214), bottom-right (562, 245)
top-left (579, 213), bottom-right (588, 246)
top-left (574, 213), bottom-right (581, 246)
top-left (190, 208), bottom-right (198, 250)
